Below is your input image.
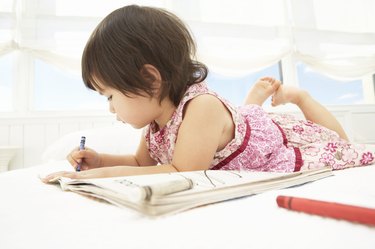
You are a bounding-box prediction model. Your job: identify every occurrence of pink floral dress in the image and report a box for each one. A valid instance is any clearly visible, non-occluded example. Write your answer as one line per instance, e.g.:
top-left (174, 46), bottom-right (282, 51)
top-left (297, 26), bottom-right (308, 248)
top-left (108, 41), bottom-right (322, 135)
top-left (145, 82), bottom-right (374, 172)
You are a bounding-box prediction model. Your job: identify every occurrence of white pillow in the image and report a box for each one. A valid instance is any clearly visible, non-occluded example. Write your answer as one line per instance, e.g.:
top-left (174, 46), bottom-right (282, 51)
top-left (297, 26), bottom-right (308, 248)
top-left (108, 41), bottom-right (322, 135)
top-left (42, 124), bottom-right (143, 162)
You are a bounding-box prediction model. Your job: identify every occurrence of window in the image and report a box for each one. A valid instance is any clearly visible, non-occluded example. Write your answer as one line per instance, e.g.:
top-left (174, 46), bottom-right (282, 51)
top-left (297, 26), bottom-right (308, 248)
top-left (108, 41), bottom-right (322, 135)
top-left (0, 0), bottom-right (168, 113)
top-left (33, 59), bottom-right (106, 111)
top-left (296, 62), bottom-right (364, 105)
top-left (0, 52), bottom-right (14, 111)
top-left (54, 0), bottom-right (164, 17)
top-left (1, 0), bottom-right (374, 115)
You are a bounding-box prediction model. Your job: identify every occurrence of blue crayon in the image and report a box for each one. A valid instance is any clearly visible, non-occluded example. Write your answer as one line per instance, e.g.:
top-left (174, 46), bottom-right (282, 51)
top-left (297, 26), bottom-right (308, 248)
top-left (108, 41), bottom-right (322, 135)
top-left (76, 136), bottom-right (86, 172)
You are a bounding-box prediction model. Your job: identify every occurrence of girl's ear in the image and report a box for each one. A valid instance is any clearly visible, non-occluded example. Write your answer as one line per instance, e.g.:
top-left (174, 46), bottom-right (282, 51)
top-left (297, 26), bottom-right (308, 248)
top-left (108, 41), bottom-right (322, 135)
top-left (140, 64), bottom-right (162, 95)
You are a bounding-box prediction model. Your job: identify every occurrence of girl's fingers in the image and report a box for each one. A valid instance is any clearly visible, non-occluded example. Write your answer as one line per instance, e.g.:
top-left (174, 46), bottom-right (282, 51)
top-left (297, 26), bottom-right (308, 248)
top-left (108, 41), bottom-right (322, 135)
top-left (41, 171), bottom-right (78, 183)
top-left (66, 149), bottom-right (85, 169)
top-left (81, 165), bottom-right (89, 171)
top-left (66, 154), bottom-right (78, 170)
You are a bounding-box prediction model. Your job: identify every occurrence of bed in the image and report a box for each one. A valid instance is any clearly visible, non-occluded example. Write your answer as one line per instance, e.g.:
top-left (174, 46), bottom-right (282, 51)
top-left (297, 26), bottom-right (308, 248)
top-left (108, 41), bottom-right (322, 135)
top-left (1, 125), bottom-right (375, 249)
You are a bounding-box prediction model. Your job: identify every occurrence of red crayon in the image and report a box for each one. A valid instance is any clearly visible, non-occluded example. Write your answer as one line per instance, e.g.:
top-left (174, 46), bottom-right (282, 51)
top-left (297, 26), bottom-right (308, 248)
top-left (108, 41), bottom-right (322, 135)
top-left (276, 195), bottom-right (375, 227)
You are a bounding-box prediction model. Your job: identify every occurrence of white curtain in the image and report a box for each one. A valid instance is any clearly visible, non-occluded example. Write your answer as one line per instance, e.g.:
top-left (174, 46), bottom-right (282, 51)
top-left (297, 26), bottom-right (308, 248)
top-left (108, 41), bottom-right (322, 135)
top-left (1, 0), bottom-right (374, 78)
top-left (290, 0), bottom-right (375, 79)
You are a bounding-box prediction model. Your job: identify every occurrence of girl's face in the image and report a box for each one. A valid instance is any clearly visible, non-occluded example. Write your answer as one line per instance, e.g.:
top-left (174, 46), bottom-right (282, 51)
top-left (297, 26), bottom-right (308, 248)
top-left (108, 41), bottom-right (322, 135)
top-left (92, 65), bottom-right (173, 129)
top-left (99, 86), bottom-right (164, 129)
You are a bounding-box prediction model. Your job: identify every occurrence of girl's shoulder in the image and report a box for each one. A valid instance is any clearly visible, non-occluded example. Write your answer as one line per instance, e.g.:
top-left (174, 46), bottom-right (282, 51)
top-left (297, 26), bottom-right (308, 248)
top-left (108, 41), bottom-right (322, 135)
top-left (167, 82), bottom-right (239, 134)
top-left (184, 94), bottom-right (227, 116)
top-left (179, 82), bottom-right (236, 111)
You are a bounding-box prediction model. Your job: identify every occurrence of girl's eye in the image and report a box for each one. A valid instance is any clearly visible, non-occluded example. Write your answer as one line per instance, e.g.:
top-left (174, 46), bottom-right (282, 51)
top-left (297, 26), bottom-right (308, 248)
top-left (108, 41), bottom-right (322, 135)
top-left (107, 95), bottom-right (113, 101)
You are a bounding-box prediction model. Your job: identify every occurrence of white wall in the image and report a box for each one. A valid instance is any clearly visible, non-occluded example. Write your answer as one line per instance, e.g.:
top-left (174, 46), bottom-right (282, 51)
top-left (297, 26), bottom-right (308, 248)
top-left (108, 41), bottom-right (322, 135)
top-left (1, 105), bottom-right (375, 170)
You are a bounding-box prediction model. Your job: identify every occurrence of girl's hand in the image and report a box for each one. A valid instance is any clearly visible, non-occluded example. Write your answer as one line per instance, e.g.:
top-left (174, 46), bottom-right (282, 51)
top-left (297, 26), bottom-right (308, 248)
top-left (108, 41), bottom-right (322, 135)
top-left (41, 167), bottom-right (114, 183)
top-left (41, 170), bottom-right (80, 183)
top-left (66, 147), bottom-right (101, 171)
top-left (41, 169), bottom-right (103, 183)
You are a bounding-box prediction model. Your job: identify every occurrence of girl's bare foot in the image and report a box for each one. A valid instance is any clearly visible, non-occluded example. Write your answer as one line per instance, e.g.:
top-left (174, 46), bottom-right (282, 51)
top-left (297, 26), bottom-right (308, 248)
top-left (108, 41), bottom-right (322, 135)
top-left (245, 77), bottom-right (281, 106)
top-left (271, 85), bottom-right (309, 106)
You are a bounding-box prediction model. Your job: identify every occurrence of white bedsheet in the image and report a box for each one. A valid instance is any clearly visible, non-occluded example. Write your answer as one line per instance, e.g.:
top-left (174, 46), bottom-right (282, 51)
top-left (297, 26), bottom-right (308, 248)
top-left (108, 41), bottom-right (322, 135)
top-left (1, 161), bottom-right (374, 249)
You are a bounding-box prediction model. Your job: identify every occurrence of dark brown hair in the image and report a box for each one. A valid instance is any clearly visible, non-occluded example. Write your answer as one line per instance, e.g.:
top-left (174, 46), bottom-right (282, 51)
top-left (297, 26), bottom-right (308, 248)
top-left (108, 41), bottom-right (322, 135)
top-left (82, 5), bottom-right (208, 106)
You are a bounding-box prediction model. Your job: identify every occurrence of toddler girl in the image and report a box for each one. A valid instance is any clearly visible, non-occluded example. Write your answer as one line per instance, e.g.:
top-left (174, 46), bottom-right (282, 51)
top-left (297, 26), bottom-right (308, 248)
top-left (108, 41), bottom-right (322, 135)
top-left (43, 5), bottom-right (374, 181)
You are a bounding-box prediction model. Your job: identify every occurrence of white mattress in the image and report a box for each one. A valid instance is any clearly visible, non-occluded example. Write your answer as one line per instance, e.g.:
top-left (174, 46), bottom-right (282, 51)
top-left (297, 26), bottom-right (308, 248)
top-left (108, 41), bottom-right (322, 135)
top-left (1, 161), bottom-right (374, 249)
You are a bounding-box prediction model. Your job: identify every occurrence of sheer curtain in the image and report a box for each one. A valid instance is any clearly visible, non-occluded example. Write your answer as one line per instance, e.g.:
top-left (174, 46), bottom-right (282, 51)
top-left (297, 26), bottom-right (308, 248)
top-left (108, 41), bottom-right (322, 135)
top-left (290, 0), bottom-right (375, 79)
top-left (0, 0), bottom-right (374, 78)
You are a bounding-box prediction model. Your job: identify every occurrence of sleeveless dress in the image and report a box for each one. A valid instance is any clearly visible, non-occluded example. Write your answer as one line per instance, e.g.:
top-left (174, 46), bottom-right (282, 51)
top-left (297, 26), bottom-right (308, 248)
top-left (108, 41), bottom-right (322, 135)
top-left (145, 82), bottom-right (374, 172)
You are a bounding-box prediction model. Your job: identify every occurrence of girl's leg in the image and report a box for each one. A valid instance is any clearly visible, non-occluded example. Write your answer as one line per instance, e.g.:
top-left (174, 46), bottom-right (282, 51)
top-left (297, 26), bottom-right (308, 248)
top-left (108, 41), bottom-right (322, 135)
top-left (244, 77), bottom-right (281, 106)
top-left (300, 141), bottom-right (375, 170)
top-left (272, 85), bottom-right (349, 141)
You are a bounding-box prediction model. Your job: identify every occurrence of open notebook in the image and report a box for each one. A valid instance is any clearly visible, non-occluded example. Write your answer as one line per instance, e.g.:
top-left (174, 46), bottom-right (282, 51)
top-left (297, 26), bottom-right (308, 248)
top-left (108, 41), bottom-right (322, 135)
top-left (45, 167), bottom-right (333, 216)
